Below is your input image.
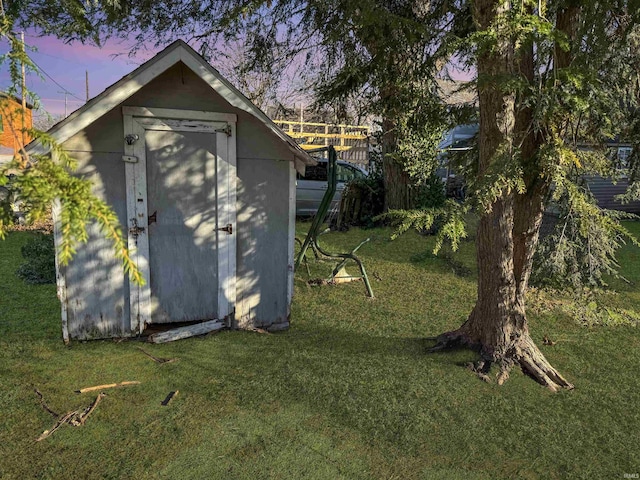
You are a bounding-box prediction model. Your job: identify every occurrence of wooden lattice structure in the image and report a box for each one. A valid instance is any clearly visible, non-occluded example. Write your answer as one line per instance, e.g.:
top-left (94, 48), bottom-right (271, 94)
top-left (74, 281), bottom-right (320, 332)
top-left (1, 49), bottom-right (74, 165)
top-left (273, 120), bottom-right (370, 166)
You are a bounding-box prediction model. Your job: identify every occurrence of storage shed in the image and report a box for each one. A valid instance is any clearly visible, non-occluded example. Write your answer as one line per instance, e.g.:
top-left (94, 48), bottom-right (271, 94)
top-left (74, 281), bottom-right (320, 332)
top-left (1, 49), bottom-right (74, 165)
top-left (28, 40), bottom-right (314, 341)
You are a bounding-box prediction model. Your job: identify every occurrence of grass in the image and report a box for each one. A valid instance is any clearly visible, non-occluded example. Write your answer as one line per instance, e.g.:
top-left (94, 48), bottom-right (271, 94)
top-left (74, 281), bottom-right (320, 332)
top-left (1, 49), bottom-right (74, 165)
top-left (1, 223), bottom-right (639, 479)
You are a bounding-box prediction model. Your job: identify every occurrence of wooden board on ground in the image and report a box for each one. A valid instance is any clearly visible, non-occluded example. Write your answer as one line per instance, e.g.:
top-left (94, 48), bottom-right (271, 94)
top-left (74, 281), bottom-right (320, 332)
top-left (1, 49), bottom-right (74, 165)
top-left (148, 320), bottom-right (225, 343)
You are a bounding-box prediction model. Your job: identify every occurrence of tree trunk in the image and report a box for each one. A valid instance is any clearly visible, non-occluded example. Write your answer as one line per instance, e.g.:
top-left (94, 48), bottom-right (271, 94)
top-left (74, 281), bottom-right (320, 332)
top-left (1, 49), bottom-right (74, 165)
top-left (381, 116), bottom-right (416, 210)
top-left (429, 0), bottom-right (573, 391)
top-left (555, 3), bottom-right (581, 77)
top-left (365, 6), bottom-right (434, 212)
top-left (513, 28), bottom-right (545, 304)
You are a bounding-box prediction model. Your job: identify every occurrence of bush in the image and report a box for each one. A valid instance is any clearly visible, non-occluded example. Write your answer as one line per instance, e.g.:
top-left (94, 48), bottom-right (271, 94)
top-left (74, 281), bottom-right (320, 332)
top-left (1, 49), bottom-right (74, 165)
top-left (16, 233), bottom-right (56, 284)
top-left (337, 175), bottom-right (385, 228)
top-left (0, 185), bottom-right (12, 223)
top-left (414, 173), bottom-right (447, 210)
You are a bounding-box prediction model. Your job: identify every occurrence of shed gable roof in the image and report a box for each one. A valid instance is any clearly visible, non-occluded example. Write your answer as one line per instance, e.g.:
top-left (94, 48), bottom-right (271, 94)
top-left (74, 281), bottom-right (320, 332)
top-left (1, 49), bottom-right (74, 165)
top-left (28, 40), bottom-right (313, 172)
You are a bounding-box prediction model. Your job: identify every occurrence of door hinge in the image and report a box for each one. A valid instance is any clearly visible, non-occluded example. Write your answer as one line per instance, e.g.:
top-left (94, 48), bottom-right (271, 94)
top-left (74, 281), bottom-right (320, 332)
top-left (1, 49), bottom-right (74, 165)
top-left (217, 223), bottom-right (233, 235)
top-left (215, 124), bottom-right (232, 137)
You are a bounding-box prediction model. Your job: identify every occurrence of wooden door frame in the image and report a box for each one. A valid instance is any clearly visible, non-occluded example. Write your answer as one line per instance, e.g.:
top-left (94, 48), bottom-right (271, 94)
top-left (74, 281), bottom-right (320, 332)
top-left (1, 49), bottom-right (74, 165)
top-left (122, 106), bottom-right (237, 334)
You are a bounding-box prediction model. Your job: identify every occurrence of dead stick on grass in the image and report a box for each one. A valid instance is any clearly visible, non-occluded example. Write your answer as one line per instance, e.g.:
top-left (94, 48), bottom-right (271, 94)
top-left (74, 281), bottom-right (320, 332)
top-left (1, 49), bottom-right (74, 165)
top-left (36, 411), bottom-right (77, 442)
top-left (36, 393), bottom-right (106, 441)
top-left (76, 381), bottom-right (140, 394)
top-left (136, 347), bottom-right (177, 364)
top-left (77, 392), bottom-right (106, 425)
top-left (34, 388), bottom-right (59, 418)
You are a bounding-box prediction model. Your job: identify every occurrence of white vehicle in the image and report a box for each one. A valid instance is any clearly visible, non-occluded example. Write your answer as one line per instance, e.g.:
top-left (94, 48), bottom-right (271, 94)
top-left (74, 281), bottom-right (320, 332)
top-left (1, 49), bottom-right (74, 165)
top-left (296, 158), bottom-right (368, 217)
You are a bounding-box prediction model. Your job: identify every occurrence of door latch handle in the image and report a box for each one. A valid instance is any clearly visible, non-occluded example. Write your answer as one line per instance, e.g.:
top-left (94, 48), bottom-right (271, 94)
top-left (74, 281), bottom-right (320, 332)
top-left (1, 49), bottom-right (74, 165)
top-left (217, 223), bottom-right (233, 235)
top-left (129, 225), bottom-right (146, 238)
top-left (129, 218), bottom-right (146, 239)
top-left (148, 211), bottom-right (157, 226)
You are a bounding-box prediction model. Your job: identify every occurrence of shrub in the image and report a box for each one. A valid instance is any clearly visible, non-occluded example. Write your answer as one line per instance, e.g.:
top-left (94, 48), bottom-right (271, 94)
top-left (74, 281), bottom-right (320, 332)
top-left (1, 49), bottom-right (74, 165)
top-left (16, 233), bottom-right (56, 284)
top-left (0, 185), bottom-right (12, 223)
top-left (337, 175), bottom-right (385, 228)
top-left (414, 173), bottom-right (446, 210)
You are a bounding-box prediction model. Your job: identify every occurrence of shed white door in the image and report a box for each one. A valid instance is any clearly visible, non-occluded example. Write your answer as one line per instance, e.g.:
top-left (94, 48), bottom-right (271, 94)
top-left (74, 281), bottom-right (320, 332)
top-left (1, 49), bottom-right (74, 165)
top-left (123, 107), bottom-right (237, 334)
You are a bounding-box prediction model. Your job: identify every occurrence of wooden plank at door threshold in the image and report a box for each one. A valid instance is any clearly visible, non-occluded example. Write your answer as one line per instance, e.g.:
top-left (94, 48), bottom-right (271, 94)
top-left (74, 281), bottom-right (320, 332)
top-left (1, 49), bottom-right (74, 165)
top-left (148, 320), bottom-right (225, 344)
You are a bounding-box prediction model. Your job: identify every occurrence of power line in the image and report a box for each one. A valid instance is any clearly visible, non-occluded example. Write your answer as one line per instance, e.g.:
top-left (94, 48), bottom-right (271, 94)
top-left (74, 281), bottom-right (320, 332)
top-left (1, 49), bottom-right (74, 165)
top-left (30, 58), bottom-right (84, 102)
top-left (31, 50), bottom-right (87, 67)
top-left (39, 97), bottom-right (84, 104)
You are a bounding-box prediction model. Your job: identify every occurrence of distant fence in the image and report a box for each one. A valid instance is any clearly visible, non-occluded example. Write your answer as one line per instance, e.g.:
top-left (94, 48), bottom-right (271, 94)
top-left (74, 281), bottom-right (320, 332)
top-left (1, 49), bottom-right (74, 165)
top-left (273, 120), bottom-right (370, 166)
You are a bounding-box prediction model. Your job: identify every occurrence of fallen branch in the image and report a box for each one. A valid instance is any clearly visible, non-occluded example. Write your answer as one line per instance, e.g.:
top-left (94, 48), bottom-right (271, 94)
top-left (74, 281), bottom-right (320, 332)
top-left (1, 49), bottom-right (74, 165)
top-left (137, 347), bottom-right (178, 364)
top-left (36, 393), bottom-right (106, 441)
top-left (76, 381), bottom-right (140, 394)
top-left (76, 392), bottom-right (106, 426)
top-left (34, 388), bottom-right (59, 418)
top-left (36, 411), bottom-right (76, 442)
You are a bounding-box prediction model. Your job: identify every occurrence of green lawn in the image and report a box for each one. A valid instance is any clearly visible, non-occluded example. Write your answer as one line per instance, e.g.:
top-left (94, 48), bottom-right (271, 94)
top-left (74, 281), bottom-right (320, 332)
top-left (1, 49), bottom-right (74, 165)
top-left (1, 223), bottom-right (639, 479)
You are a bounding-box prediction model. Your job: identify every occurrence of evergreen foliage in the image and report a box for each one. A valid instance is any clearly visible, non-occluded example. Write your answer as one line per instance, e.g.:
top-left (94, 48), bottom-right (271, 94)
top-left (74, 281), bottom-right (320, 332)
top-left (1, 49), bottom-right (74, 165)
top-left (0, 184), bottom-right (14, 222)
top-left (8, 0), bottom-right (639, 290)
top-left (377, 200), bottom-right (468, 254)
top-left (0, 15), bottom-right (143, 284)
top-left (532, 193), bottom-right (639, 290)
top-left (414, 173), bottom-right (447, 210)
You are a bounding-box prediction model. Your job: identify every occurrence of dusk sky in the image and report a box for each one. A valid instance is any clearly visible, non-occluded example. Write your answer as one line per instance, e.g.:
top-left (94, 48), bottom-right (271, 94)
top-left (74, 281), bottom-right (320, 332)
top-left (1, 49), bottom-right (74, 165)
top-left (1, 32), bottom-right (162, 119)
top-left (2, 32), bottom-right (472, 123)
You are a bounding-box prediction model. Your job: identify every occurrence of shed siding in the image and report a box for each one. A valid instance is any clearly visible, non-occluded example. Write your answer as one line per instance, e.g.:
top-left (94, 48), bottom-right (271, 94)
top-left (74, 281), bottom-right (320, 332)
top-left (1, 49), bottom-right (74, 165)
top-left (59, 151), bottom-right (130, 339)
top-left (60, 61), bottom-right (293, 338)
top-left (236, 158), bottom-right (291, 328)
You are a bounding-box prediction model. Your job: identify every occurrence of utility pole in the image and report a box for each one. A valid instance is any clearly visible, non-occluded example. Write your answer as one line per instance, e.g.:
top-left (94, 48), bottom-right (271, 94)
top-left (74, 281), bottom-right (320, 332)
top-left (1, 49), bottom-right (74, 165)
top-left (58, 91), bottom-right (68, 117)
top-left (85, 70), bottom-right (89, 102)
top-left (20, 31), bottom-right (27, 146)
top-left (299, 102), bottom-right (304, 131)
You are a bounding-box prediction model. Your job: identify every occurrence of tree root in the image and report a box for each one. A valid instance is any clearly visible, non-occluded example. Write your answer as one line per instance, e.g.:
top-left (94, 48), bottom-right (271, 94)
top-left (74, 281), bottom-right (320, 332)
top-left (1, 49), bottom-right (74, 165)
top-left (428, 329), bottom-right (573, 391)
top-left (516, 335), bottom-right (573, 392)
top-left (466, 361), bottom-right (492, 383)
top-left (427, 329), bottom-right (471, 352)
